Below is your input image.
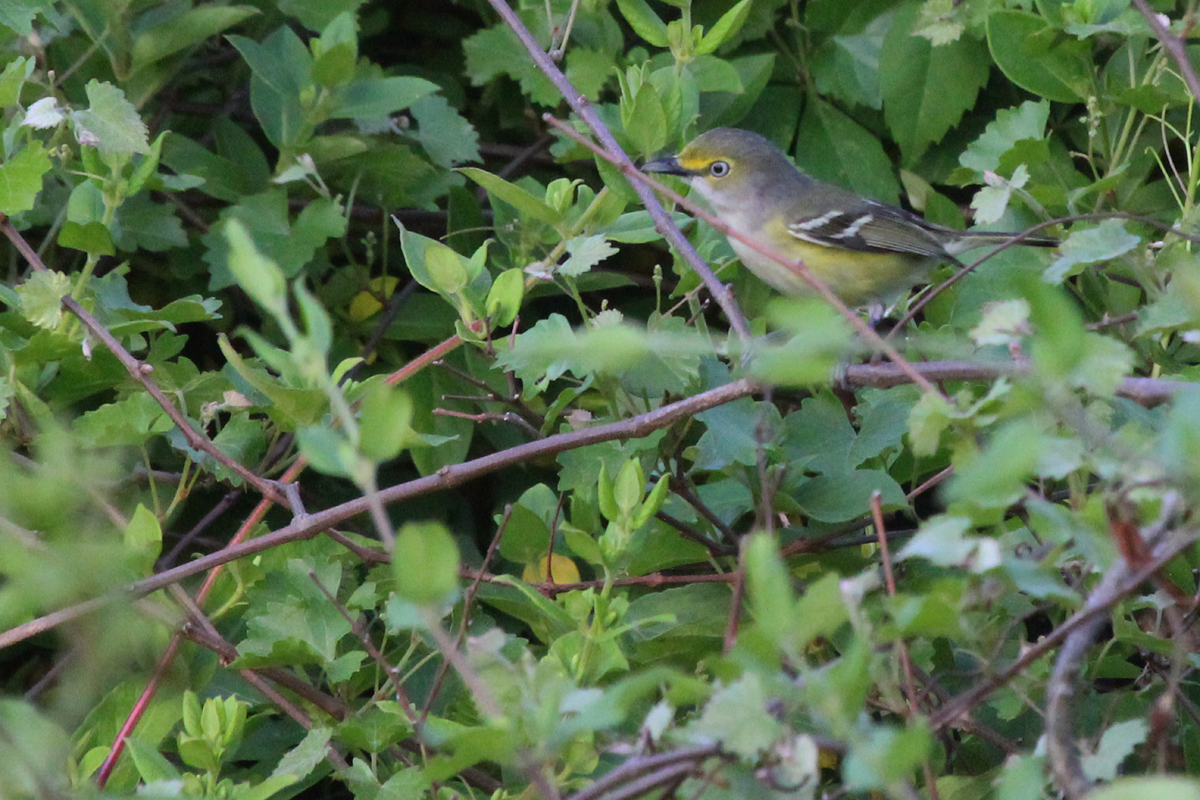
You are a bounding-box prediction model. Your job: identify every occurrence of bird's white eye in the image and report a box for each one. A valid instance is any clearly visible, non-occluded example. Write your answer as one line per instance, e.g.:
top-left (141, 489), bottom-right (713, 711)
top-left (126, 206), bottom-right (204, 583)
top-left (708, 160), bottom-right (730, 178)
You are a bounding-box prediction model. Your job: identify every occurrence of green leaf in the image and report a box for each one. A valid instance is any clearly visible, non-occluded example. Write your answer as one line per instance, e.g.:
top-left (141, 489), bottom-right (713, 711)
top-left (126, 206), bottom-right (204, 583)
top-left (793, 572), bottom-right (850, 651)
top-left (0, 141), bottom-right (49, 214)
top-left (898, 515), bottom-right (1002, 572)
top-left (486, 268), bottom-right (525, 326)
top-left (744, 532), bottom-right (794, 648)
top-left (277, 0), bottom-right (367, 31)
top-left (271, 727), bottom-right (332, 781)
top-left (695, 0), bottom-right (752, 55)
top-left (393, 521), bottom-right (461, 606)
top-left (908, 392), bottom-right (951, 457)
top-left (15, 268), bottom-right (70, 329)
top-left (296, 425), bottom-right (357, 478)
top-left (796, 93), bottom-right (902, 203)
top-left (1082, 719), bottom-right (1148, 783)
top-left (57, 221), bottom-right (114, 256)
top-left (330, 75), bottom-right (439, 120)
top-left (879, 4), bottom-right (989, 162)
top-left (947, 418), bottom-right (1043, 510)
top-left (72, 80), bottom-right (149, 156)
top-left (74, 393), bottom-right (173, 448)
top-left (0, 0), bottom-right (49, 35)
top-left (228, 28), bottom-right (312, 149)
top-left (463, 22), bottom-right (558, 105)
top-left (692, 397), bottom-right (766, 469)
top-left (792, 469), bottom-right (907, 523)
top-left (844, 722), bottom-right (932, 790)
top-left (411, 93), bottom-right (480, 168)
top-left (810, 13), bottom-right (889, 110)
top-left (357, 380), bottom-right (415, 463)
top-left (123, 504), bottom-right (163, 575)
top-left (987, 11), bottom-right (1091, 103)
top-left (687, 673), bottom-right (781, 758)
top-left (1044, 220), bottom-right (1140, 283)
top-left (560, 235), bottom-right (618, 278)
top-left (224, 218), bottom-right (288, 317)
top-left (0, 56), bottom-right (31, 108)
top-left (960, 100), bottom-right (1051, 175)
top-left (615, 0), bottom-right (670, 47)
top-left (113, 193), bottom-right (187, 252)
top-left (203, 191), bottom-right (345, 289)
top-left (131, 5), bottom-right (260, 72)
top-left (997, 755), bottom-right (1046, 800)
top-left (1084, 778), bottom-right (1200, 800)
top-left (458, 167), bottom-right (562, 226)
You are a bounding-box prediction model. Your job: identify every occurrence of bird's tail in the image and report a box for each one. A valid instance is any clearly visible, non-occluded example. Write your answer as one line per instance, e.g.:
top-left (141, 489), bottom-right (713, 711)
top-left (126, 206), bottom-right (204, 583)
top-left (945, 228), bottom-right (1059, 255)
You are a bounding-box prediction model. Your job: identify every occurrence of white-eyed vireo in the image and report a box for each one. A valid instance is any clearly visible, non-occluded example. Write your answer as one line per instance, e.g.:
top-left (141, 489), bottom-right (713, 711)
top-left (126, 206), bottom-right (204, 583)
top-left (642, 127), bottom-right (1058, 307)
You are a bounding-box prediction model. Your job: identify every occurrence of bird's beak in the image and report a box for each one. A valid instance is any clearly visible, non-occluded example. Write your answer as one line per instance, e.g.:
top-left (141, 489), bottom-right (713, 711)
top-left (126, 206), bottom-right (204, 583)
top-left (641, 155), bottom-right (691, 176)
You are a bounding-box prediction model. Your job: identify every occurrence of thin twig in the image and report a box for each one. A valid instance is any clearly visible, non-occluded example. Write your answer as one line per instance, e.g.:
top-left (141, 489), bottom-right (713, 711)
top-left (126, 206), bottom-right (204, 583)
top-left (872, 492), bottom-right (938, 800)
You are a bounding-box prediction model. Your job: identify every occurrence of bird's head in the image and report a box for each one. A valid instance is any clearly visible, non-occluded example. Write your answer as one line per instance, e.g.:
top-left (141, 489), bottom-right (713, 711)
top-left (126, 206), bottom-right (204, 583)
top-left (642, 127), bottom-right (794, 212)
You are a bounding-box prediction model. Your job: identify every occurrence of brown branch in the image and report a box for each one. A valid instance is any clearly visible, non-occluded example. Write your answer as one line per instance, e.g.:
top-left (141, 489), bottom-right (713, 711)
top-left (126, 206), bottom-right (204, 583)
top-left (0, 378), bottom-right (758, 650)
top-left (565, 745), bottom-right (723, 800)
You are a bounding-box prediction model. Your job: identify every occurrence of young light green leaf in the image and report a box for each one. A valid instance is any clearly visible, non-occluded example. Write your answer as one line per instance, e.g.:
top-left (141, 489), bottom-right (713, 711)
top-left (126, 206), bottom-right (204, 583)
top-left (357, 381), bottom-right (415, 463)
top-left (15, 268), bottom-right (70, 330)
top-left (0, 142), bottom-right (50, 215)
top-left (486, 268), bottom-right (525, 326)
top-left (458, 167), bottom-right (562, 225)
top-left (615, 0), bottom-right (670, 47)
top-left (224, 218), bottom-right (288, 317)
top-left (393, 521), bottom-right (461, 606)
top-left (559, 235), bottom-right (618, 278)
top-left (695, 0), bottom-right (752, 55)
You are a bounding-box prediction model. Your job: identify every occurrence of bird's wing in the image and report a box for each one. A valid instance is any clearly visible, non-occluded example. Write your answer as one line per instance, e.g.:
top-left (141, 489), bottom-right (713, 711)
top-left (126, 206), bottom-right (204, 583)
top-left (786, 198), bottom-right (950, 259)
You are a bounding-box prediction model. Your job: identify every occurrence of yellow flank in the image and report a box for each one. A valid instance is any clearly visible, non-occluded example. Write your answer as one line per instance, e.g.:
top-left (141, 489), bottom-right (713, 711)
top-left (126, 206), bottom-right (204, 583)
top-left (730, 215), bottom-right (932, 307)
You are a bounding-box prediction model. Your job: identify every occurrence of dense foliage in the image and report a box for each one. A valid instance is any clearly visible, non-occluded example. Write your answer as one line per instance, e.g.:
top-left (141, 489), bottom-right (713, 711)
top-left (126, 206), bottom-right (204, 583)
top-left (3, 0), bottom-right (1200, 798)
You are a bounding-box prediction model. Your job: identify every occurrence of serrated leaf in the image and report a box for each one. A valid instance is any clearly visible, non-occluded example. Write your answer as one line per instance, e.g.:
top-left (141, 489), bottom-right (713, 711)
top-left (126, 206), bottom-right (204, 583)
top-left (411, 93), bottom-right (480, 167)
top-left (796, 95), bottom-right (899, 203)
top-left (879, 4), bottom-right (988, 162)
top-left (559, 235), bottom-right (618, 277)
top-left (15, 268), bottom-right (70, 329)
top-left (72, 80), bottom-right (149, 155)
top-left (1044, 220), bottom-right (1140, 283)
top-left (960, 100), bottom-right (1050, 175)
